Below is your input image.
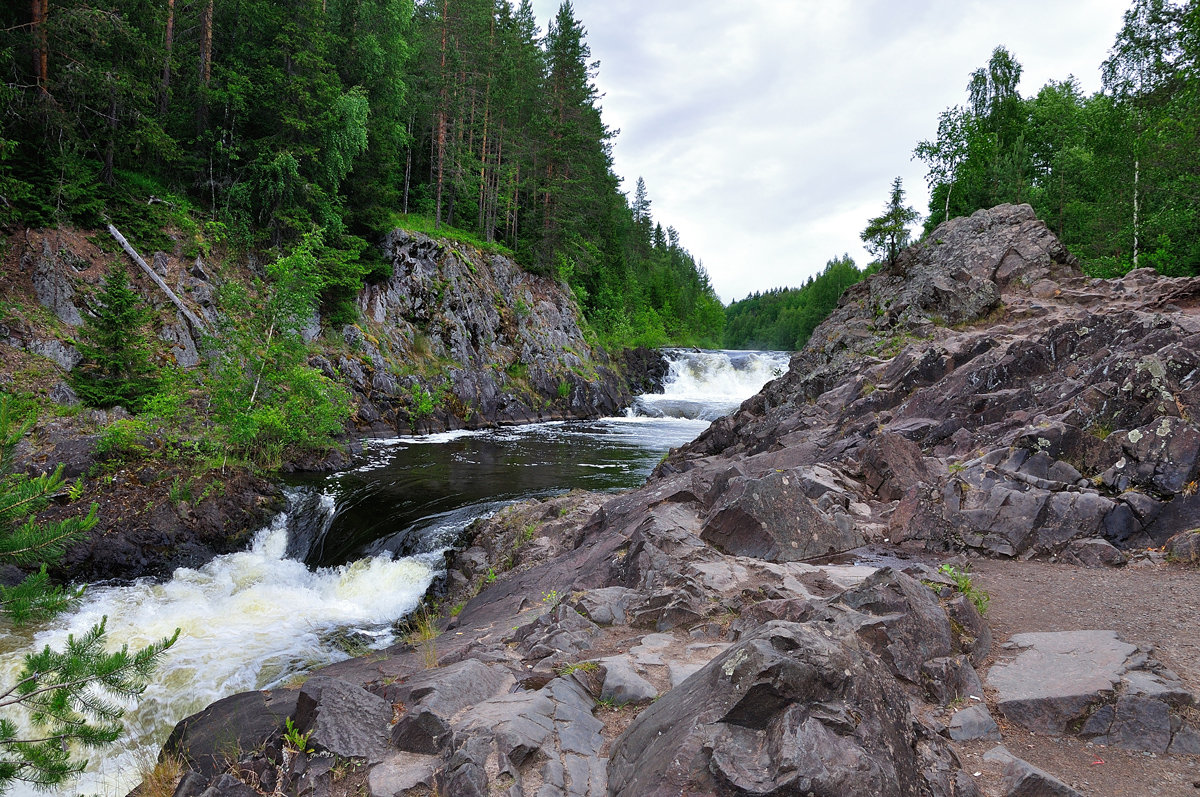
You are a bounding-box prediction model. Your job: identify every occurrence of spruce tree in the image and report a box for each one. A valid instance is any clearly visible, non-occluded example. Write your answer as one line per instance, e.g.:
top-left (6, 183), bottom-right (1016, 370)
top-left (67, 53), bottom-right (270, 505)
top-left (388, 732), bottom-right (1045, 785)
top-left (0, 395), bottom-right (178, 789)
top-left (69, 265), bottom-right (160, 411)
top-left (860, 177), bottom-right (920, 270)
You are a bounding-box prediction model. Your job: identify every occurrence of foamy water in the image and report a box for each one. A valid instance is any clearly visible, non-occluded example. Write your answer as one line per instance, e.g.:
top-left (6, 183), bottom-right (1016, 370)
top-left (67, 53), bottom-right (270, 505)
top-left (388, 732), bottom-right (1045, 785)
top-left (0, 501), bottom-right (433, 795)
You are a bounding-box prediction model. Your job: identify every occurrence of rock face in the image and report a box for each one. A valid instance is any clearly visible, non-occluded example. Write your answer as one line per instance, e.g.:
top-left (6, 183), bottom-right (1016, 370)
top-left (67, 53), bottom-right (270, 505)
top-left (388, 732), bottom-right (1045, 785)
top-left (669, 203), bottom-right (1200, 561)
top-left (341, 230), bottom-right (631, 432)
top-left (2, 227), bottom-right (636, 451)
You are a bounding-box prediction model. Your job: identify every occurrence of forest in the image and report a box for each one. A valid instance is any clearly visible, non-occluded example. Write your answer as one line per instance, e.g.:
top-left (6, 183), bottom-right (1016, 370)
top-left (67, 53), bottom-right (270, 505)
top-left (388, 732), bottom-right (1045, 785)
top-left (0, 0), bottom-right (724, 348)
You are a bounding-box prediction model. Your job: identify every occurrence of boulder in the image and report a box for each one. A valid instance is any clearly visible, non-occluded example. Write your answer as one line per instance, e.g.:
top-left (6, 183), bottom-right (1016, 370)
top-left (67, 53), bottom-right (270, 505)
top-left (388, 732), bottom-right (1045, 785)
top-left (948, 704), bottom-right (1000, 741)
top-left (163, 689), bottom-right (299, 779)
top-left (607, 620), bottom-right (970, 797)
top-left (293, 676), bottom-right (391, 761)
top-left (700, 470), bottom-right (864, 561)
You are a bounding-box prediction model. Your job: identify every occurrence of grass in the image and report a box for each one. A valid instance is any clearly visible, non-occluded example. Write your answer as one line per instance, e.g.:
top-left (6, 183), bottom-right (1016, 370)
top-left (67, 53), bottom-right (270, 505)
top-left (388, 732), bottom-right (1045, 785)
top-left (556, 660), bottom-right (599, 676)
top-left (134, 753), bottom-right (185, 797)
top-left (404, 607), bottom-right (441, 669)
top-left (388, 212), bottom-right (515, 258)
top-left (937, 563), bottom-right (990, 615)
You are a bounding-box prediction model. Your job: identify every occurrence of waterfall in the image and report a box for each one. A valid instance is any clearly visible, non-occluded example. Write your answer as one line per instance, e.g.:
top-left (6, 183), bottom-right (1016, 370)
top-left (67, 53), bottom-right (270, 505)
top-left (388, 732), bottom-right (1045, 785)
top-left (633, 349), bottom-right (789, 421)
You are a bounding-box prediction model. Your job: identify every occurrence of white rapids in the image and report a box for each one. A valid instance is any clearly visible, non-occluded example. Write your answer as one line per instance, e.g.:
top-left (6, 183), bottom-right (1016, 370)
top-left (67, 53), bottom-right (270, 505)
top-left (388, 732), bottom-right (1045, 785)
top-left (0, 497), bottom-right (434, 795)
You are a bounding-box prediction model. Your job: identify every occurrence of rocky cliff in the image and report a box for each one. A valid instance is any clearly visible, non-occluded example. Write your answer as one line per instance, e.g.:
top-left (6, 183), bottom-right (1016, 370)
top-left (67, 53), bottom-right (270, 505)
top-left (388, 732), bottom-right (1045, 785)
top-left (0, 226), bottom-right (636, 581)
top-left (163, 205), bottom-right (1200, 796)
top-left (330, 230), bottom-right (630, 433)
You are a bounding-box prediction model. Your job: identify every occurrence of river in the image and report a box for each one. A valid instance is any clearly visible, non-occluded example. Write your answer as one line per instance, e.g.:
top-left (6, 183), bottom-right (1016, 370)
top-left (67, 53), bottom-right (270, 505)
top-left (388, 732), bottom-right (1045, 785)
top-left (0, 349), bottom-right (787, 794)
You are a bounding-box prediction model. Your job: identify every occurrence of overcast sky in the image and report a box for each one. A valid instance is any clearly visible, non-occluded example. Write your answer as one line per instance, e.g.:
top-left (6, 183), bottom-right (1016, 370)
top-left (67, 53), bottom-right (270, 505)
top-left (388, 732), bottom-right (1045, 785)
top-left (527, 0), bottom-right (1132, 303)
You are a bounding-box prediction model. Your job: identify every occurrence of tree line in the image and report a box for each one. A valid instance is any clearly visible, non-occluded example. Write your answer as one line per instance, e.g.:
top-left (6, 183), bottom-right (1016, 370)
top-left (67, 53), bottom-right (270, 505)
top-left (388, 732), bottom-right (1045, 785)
top-left (0, 0), bottom-right (723, 346)
top-left (915, 0), bottom-right (1200, 276)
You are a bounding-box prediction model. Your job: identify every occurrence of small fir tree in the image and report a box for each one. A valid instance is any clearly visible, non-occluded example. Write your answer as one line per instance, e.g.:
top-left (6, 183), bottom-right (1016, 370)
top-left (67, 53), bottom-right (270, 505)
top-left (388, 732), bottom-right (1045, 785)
top-left (69, 265), bottom-right (160, 411)
top-left (860, 177), bottom-right (921, 270)
top-left (0, 396), bottom-right (178, 789)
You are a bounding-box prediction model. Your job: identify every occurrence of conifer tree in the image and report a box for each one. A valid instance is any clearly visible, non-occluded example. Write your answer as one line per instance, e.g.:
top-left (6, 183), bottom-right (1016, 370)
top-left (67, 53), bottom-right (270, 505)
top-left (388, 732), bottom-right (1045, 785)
top-left (860, 177), bottom-right (920, 270)
top-left (0, 395), bottom-right (178, 789)
top-left (69, 265), bottom-right (160, 411)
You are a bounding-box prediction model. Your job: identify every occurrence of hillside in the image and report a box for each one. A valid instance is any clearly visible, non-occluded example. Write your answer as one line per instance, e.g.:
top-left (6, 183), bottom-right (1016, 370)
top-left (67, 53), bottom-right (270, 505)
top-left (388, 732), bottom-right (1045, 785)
top-left (160, 203), bottom-right (1200, 795)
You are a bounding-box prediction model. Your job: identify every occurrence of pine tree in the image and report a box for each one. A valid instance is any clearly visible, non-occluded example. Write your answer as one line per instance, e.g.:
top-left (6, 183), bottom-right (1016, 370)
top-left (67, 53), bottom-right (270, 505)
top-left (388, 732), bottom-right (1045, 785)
top-left (0, 395), bottom-right (178, 789)
top-left (69, 265), bottom-right (160, 411)
top-left (860, 177), bottom-right (920, 269)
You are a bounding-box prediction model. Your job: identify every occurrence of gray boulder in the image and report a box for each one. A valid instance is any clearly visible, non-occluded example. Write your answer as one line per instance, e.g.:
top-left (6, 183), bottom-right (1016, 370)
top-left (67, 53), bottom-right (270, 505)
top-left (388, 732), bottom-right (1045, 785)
top-left (607, 620), bottom-right (970, 797)
top-left (701, 469), bottom-right (864, 561)
top-left (988, 630), bottom-right (1198, 753)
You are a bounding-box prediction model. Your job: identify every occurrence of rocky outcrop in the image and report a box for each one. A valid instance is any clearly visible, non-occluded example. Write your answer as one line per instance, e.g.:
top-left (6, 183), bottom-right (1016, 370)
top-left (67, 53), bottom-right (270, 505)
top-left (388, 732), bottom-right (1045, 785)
top-left (666, 203), bottom-right (1200, 561)
top-left (3, 227), bottom-right (639, 448)
top-left (335, 230), bottom-right (631, 432)
top-left (157, 204), bottom-right (1200, 794)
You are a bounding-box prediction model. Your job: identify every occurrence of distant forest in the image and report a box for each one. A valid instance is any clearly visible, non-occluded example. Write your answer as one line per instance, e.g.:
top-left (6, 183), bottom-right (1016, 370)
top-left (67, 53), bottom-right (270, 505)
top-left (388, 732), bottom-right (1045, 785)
top-left (0, 0), bottom-right (724, 347)
top-left (723, 256), bottom-right (864, 351)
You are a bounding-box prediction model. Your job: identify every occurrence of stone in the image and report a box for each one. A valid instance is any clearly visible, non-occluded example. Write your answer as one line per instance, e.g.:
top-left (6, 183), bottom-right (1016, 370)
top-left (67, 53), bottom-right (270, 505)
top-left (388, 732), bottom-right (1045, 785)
top-left (862, 433), bottom-right (930, 502)
top-left (988, 630), bottom-right (1198, 752)
top-left (701, 469), bottom-right (864, 561)
top-left (1062, 538), bottom-right (1127, 568)
top-left (30, 241), bottom-right (82, 326)
top-left (1165, 529), bottom-right (1200, 564)
top-left (598, 656), bottom-right (657, 705)
top-left (293, 676), bottom-right (391, 761)
top-left (1001, 756), bottom-right (1083, 797)
top-left (48, 380), bottom-right (79, 406)
top-left (163, 689), bottom-right (299, 779)
top-left (607, 620), bottom-right (966, 797)
top-left (948, 704), bottom-right (1000, 741)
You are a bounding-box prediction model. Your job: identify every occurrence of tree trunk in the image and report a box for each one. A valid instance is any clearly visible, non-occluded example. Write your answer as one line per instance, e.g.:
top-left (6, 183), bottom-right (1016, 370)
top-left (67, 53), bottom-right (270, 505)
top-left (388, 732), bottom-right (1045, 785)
top-left (403, 116), bottom-right (413, 215)
top-left (197, 0), bottom-right (214, 131)
top-left (1133, 156), bottom-right (1139, 270)
top-left (434, 0), bottom-right (449, 229)
top-left (31, 0), bottom-right (49, 95)
top-left (159, 0), bottom-right (175, 114)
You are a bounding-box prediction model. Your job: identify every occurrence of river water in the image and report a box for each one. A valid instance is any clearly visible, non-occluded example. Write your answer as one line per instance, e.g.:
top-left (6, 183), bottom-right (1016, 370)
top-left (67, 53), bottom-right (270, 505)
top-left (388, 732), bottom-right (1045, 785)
top-left (0, 349), bottom-right (787, 794)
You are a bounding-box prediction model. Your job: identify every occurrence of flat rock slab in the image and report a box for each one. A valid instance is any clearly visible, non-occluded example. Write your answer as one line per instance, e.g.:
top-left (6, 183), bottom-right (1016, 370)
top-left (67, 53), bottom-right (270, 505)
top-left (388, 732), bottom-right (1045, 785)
top-left (987, 630), bottom-right (1197, 752)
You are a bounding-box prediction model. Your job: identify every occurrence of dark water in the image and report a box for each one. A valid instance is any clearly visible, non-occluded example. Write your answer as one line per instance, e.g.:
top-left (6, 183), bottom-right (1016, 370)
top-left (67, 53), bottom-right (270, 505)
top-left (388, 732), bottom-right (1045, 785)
top-left (286, 416), bottom-right (712, 567)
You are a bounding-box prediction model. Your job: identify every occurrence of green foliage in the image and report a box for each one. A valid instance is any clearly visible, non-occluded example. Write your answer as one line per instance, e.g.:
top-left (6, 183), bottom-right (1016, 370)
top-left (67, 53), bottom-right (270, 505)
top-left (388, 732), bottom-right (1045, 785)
top-left (0, 0), bottom-right (723, 350)
top-left (861, 177), bottom-right (920, 269)
top-left (282, 717), bottom-right (314, 754)
top-left (724, 255), bottom-right (863, 350)
top-left (0, 395), bottom-right (177, 789)
top-left (69, 266), bottom-right (160, 412)
top-left (915, 11), bottom-right (1200, 276)
top-left (206, 235), bottom-right (351, 468)
top-left (937, 564), bottom-right (990, 615)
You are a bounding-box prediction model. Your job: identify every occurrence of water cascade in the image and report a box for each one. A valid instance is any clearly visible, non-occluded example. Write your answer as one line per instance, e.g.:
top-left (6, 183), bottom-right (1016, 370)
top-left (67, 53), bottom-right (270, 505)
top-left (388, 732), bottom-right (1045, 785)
top-left (0, 348), bottom-right (787, 795)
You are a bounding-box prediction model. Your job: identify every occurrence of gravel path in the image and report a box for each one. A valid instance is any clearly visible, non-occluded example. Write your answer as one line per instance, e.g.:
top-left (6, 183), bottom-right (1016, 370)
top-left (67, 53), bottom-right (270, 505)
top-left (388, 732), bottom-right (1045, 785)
top-left (951, 557), bottom-right (1200, 796)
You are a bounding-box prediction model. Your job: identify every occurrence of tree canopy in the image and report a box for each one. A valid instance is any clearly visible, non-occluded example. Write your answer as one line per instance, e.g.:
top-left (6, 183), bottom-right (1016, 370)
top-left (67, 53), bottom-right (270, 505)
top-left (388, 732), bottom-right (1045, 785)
top-left (913, 2), bottom-right (1200, 276)
top-left (0, 0), bottom-right (723, 348)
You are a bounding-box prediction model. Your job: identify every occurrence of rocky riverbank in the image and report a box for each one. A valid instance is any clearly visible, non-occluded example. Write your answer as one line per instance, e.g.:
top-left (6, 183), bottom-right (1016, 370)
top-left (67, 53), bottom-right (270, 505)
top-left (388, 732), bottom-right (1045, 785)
top-left (159, 204), bottom-right (1200, 796)
top-left (1, 226), bottom-right (667, 581)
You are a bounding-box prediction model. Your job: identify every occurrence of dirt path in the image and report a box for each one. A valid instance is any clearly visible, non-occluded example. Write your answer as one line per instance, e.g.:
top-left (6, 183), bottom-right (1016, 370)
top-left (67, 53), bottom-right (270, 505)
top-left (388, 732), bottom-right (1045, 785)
top-left (949, 557), bottom-right (1200, 796)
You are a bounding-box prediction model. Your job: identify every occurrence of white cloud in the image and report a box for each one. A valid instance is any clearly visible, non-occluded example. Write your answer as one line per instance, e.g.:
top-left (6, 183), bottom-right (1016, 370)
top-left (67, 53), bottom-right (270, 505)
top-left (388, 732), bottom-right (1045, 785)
top-left (530, 0), bottom-right (1131, 302)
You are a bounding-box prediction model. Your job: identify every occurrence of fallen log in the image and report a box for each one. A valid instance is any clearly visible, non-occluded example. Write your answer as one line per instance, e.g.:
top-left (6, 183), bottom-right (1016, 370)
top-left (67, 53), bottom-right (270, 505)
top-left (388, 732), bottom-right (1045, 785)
top-left (107, 223), bottom-right (209, 338)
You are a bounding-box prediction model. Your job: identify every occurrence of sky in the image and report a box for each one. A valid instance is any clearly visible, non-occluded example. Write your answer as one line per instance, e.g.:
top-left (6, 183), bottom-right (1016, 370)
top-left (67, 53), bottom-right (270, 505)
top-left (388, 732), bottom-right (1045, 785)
top-left (527, 0), bottom-right (1132, 304)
